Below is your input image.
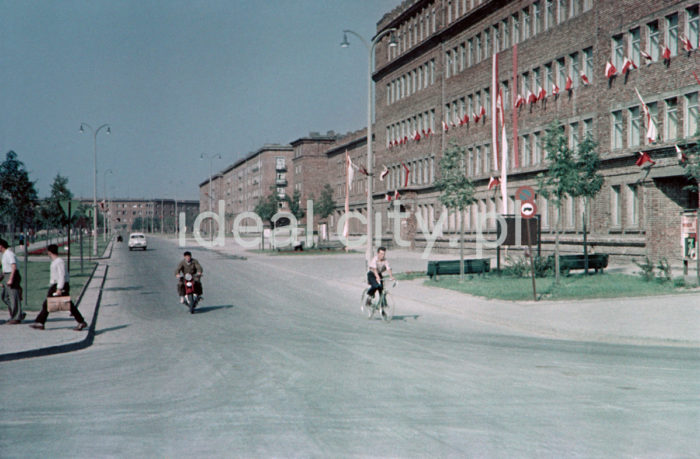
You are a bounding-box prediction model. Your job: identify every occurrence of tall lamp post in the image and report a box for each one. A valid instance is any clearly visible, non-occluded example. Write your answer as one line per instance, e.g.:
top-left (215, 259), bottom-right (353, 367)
top-left (103, 168), bottom-right (113, 241)
top-left (341, 28), bottom-right (397, 262)
top-left (80, 122), bottom-right (111, 257)
top-left (200, 153), bottom-right (222, 240)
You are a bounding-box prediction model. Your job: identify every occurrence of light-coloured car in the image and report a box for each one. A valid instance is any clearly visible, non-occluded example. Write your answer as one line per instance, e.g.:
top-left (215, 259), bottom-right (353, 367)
top-left (128, 232), bottom-right (147, 251)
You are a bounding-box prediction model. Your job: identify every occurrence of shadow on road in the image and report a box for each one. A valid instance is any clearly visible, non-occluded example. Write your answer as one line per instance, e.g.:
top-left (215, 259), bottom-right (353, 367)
top-left (194, 305), bottom-right (234, 314)
top-left (387, 315), bottom-right (420, 321)
top-left (95, 324), bottom-right (130, 336)
top-left (103, 286), bottom-right (144, 292)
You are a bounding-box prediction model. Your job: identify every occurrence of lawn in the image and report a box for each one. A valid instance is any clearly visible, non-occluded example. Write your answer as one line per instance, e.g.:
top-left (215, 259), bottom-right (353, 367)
top-left (16, 261), bottom-right (97, 312)
top-left (26, 236), bottom-right (110, 260)
top-left (421, 272), bottom-right (699, 301)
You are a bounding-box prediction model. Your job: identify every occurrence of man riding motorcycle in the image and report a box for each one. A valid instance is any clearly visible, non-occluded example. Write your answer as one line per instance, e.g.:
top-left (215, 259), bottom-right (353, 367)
top-left (175, 251), bottom-right (203, 304)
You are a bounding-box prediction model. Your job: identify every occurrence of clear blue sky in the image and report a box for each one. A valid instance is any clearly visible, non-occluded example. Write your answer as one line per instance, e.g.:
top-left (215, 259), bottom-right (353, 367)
top-left (0, 0), bottom-right (400, 200)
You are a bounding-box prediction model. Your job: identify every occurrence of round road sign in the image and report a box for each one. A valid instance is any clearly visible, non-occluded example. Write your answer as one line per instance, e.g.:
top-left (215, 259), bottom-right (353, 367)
top-left (515, 185), bottom-right (536, 203)
top-left (520, 201), bottom-right (537, 219)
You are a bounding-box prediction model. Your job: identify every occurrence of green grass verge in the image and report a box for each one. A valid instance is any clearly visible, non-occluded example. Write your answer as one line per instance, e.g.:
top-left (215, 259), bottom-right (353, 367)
top-left (20, 261), bottom-right (97, 312)
top-left (418, 272), bottom-right (699, 301)
top-left (26, 236), bottom-right (109, 260)
top-left (249, 248), bottom-right (360, 256)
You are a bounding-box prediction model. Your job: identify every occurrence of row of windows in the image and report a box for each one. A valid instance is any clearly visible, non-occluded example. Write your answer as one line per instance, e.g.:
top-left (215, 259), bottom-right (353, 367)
top-left (611, 91), bottom-right (699, 149)
top-left (444, 0), bottom-right (593, 79)
top-left (387, 59), bottom-right (436, 105)
top-left (611, 5), bottom-right (699, 68)
top-left (388, 2), bottom-right (438, 60)
top-left (383, 156), bottom-right (436, 191)
top-left (387, 109), bottom-right (436, 146)
top-left (444, 88), bottom-right (490, 126)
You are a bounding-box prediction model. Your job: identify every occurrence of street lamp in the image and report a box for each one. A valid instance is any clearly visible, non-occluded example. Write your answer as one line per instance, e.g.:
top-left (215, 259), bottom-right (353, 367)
top-left (341, 28), bottom-right (397, 262)
top-left (200, 153), bottom-right (222, 240)
top-left (103, 168), bottom-right (113, 241)
top-left (80, 122), bottom-right (111, 257)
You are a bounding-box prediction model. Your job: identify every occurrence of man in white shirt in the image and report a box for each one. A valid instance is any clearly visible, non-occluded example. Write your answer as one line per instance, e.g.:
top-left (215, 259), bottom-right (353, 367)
top-left (0, 238), bottom-right (23, 324)
top-left (367, 246), bottom-right (396, 300)
top-left (30, 244), bottom-right (87, 331)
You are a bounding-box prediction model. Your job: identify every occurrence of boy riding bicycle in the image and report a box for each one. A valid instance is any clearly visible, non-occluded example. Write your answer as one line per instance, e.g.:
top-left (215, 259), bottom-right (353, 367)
top-left (366, 246), bottom-right (395, 305)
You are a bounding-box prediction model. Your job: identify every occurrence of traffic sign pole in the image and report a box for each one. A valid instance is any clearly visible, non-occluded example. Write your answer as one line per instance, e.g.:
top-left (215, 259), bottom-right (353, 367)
top-left (526, 220), bottom-right (537, 301)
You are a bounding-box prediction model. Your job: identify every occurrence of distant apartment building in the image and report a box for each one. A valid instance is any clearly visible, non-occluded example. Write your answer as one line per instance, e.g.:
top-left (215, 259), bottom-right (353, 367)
top-left (81, 198), bottom-right (199, 234)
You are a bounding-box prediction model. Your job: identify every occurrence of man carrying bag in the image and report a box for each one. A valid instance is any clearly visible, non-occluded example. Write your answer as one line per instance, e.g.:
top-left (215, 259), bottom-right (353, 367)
top-left (30, 244), bottom-right (87, 331)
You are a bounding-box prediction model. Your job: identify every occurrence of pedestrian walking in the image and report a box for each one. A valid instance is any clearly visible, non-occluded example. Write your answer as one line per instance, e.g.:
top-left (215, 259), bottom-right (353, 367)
top-left (0, 238), bottom-right (23, 324)
top-left (30, 244), bottom-right (87, 331)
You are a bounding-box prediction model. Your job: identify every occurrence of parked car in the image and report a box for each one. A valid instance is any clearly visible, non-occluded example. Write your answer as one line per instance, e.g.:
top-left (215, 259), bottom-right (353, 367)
top-left (128, 232), bottom-right (147, 251)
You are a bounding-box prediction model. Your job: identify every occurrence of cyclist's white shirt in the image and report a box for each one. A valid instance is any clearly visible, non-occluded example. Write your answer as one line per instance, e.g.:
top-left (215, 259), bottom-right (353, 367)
top-left (369, 256), bottom-right (390, 274)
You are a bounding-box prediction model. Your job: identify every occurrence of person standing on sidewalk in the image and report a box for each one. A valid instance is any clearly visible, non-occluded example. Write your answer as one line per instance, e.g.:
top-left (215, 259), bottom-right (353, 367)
top-left (30, 244), bottom-right (87, 331)
top-left (0, 238), bottom-right (23, 324)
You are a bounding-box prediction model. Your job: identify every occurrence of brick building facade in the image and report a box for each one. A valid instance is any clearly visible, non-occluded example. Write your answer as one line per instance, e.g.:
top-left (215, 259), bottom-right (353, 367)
top-left (81, 198), bottom-right (199, 234)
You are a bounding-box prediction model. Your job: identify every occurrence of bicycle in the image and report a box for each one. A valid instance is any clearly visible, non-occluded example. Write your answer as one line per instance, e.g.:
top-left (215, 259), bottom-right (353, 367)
top-left (360, 279), bottom-right (397, 322)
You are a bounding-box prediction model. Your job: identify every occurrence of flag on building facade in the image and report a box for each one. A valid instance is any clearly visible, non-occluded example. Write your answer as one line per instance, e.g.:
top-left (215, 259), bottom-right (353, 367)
top-left (676, 144), bottom-right (688, 163)
top-left (641, 50), bottom-right (653, 61)
top-left (379, 165), bottom-right (389, 181)
top-left (681, 34), bottom-right (693, 52)
top-left (635, 151), bottom-right (655, 167)
top-left (442, 120), bottom-right (449, 132)
top-left (527, 90), bottom-right (537, 104)
top-left (515, 93), bottom-right (525, 108)
top-left (605, 60), bottom-right (617, 79)
top-left (621, 57), bottom-right (637, 74)
top-left (537, 86), bottom-right (547, 100)
top-left (635, 87), bottom-right (658, 143)
top-left (488, 176), bottom-right (501, 190)
top-left (662, 44), bottom-right (671, 60)
top-left (552, 83), bottom-right (560, 96)
top-left (580, 71), bottom-right (590, 85)
top-left (565, 75), bottom-right (573, 91)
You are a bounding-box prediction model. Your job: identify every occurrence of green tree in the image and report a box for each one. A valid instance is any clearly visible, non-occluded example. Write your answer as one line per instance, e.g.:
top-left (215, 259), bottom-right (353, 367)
top-left (254, 187), bottom-right (283, 249)
top-left (316, 184), bottom-right (336, 223)
top-left (537, 122), bottom-right (601, 283)
top-left (571, 135), bottom-right (603, 273)
top-left (0, 151), bottom-right (39, 238)
top-left (289, 189), bottom-right (305, 220)
top-left (435, 142), bottom-right (476, 281)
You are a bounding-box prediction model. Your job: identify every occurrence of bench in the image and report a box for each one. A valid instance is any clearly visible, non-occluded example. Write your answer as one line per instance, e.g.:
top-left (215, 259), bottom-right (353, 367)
top-left (317, 240), bottom-right (345, 251)
top-left (547, 253), bottom-right (609, 274)
top-left (426, 258), bottom-right (490, 279)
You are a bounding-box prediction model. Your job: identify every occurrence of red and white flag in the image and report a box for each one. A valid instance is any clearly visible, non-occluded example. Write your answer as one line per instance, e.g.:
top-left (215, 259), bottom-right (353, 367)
top-left (621, 57), bottom-right (637, 74)
top-left (442, 120), bottom-right (449, 132)
top-left (402, 162), bottom-right (410, 187)
top-left (552, 83), bottom-right (560, 96)
top-left (635, 151), bottom-right (655, 167)
top-left (634, 87), bottom-right (657, 143)
top-left (537, 86), bottom-right (547, 100)
top-left (394, 190), bottom-right (400, 200)
top-left (472, 111), bottom-right (480, 123)
top-left (565, 75), bottom-right (573, 91)
top-left (479, 105), bottom-right (486, 119)
top-left (426, 127), bottom-right (433, 136)
top-left (662, 44), bottom-right (671, 60)
top-left (641, 50), bottom-right (653, 61)
top-left (379, 165), bottom-right (389, 181)
top-left (605, 60), bottom-right (617, 79)
top-left (462, 114), bottom-right (470, 125)
top-left (676, 144), bottom-right (688, 163)
top-left (527, 90), bottom-right (537, 104)
top-left (385, 192), bottom-right (392, 201)
top-left (681, 34), bottom-right (693, 52)
top-left (413, 130), bottom-right (421, 141)
top-left (347, 155), bottom-right (356, 190)
top-left (580, 71), bottom-right (590, 85)
top-left (514, 93), bottom-right (525, 108)
top-left (488, 176), bottom-right (501, 190)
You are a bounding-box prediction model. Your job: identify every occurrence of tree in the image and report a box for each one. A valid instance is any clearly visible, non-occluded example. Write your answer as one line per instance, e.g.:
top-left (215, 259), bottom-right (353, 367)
top-left (254, 187), bottom-right (284, 249)
top-left (0, 151), bottom-right (39, 238)
top-left (435, 142), bottom-right (476, 281)
top-left (571, 135), bottom-right (603, 274)
top-left (537, 122), bottom-right (602, 283)
top-left (46, 174), bottom-right (74, 227)
top-left (316, 184), bottom-right (336, 223)
top-left (289, 189), bottom-right (305, 220)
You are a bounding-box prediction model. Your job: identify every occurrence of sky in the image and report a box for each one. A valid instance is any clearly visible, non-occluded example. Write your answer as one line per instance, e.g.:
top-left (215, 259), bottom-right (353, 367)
top-left (0, 0), bottom-right (401, 200)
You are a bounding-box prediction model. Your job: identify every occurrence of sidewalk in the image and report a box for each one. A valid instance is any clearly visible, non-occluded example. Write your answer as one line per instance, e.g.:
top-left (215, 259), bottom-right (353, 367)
top-left (0, 244), bottom-right (111, 362)
top-left (208, 238), bottom-right (700, 348)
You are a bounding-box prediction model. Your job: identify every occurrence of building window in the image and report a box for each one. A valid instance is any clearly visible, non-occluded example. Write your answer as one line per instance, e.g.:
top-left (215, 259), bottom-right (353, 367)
top-left (522, 134), bottom-right (530, 167)
top-left (569, 52), bottom-right (579, 88)
top-left (612, 34), bottom-right (624, 69)
top-left (558, 0), bottom-right (568, 23)
top-left (445, 50), bottom-right (452, 78)
top-left (584, 118), bottom-right (594, 139)
top-left (512, 13), bottom-right (520, 44)
top-left (493, 25), bottom-right (500, 53)
top-left (611, 185), bottom-right (621, 227)
top-left (460, 43), bottom-right (466, 71)
top-left (569, 122), bottom-right (579, 149)
top-left (545, 0), bottom-right (554, 30)
top-left (502, 19), bottom-right (510, 49)
top-left (629, 106), bottom-right (641, 147)
top-left (522, 8), bottom-right (530, 41)
top-left (430, 59), bottom-right (436, 84)
top-left (689, 6), bottom-right (700, 49)
top-left (502, 80), bottom-right (510, 109)
top-left (666, 13), bottom-right (679, 57)
top-left (475, 34), bottom-right (482, 63)
top-left (452, 47), bottom-right (458, 76)
top-left (629, 27), bottom-right (641, 66)
top-left (686, 92), bottom-right (699, 137)
top-left (647, 102), bottom-right (658, 145)
top-left (557, 57), bottom-right (567, 89)
top-left (666, 97), bottom-right (678, 140)
top-left (627, 184), bottom-right (639, 227)
top-left (648, 21), bottom-right (660, 61)
top-left (484, 29), bottom-right (491, 59)
top-left (467, 38), bottom-right (474, 67)
top-left (533, 1), bottom-right (541, 34)
top-left (533, 67), bottom-right (541, 93)
top-left (612, 111), bottom-right (623, 149)
top-left (533, 131), bottom-right (542, 164)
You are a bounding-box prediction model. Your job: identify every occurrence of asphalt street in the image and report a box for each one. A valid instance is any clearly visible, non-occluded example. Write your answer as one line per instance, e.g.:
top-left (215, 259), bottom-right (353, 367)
top-left (1, 236), bottom-right (699, 458)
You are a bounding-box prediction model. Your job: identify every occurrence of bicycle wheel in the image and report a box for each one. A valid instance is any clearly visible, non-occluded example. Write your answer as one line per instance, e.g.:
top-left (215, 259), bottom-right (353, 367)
top-left (360, 288), bottom-right (374, 319)
top-left (380, 292), bottom-right (395, 322)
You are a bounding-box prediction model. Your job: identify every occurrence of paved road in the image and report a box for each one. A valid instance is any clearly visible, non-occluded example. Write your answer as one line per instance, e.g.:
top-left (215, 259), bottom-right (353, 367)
top-left (2, 237), bottom-right (699, 457)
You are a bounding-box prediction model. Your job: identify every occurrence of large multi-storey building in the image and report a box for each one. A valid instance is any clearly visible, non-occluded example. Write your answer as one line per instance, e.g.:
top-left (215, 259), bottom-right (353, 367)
top-left (81, 198), bottom-right (199, 234)
top-left (363, 0), bottom-right (699, 260)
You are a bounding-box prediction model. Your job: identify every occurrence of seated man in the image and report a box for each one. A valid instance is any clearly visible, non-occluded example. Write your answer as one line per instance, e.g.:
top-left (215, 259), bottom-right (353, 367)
top-left (366, 246), bottom-right (395, 303)
top-left (175, 251), bottom-right (203, 303)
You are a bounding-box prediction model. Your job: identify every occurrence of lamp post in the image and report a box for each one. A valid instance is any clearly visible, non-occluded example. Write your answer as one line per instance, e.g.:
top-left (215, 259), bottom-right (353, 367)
top-left (200, 153), bottom-right (222, 240)
top-left (341, 28), bottom-right (397, 262)
top-left (80, 122), bottom-right (111, 257)
top-left (102, 169), bottom-right (113, 241)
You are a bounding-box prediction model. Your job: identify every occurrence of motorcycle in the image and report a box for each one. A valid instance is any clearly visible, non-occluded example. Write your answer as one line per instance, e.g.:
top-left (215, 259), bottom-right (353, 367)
top-left (179, 273), bottom-right (201, 314)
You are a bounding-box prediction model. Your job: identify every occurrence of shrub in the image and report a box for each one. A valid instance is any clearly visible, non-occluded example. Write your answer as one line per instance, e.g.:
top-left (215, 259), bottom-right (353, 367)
top-left (503, 255), bottom-right (552, 278)
top-left (656, 258), bottom-right (672, 282)
top-left (634, 257), bottom-right (655, 282)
